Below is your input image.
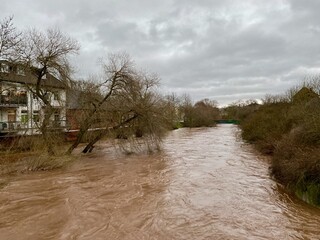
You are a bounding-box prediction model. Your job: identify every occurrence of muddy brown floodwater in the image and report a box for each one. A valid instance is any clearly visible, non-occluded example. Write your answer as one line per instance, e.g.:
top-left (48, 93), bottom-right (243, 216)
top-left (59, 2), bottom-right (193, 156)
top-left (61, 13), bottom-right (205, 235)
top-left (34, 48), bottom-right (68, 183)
top-left (1, 125), bottom-right (320, 240)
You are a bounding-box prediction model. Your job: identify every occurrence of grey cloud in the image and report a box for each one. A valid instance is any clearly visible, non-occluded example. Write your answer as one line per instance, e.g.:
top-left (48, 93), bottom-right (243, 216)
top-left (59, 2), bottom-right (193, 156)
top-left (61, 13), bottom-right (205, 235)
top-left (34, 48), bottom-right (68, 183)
top-left (1, 0), bottom-right (320, 105)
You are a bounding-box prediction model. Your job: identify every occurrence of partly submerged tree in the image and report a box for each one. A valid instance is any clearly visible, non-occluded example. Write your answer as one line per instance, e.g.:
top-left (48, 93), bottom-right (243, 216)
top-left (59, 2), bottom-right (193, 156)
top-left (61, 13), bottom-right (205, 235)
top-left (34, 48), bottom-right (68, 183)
top-left (67, 53), bottom-right (171, 154)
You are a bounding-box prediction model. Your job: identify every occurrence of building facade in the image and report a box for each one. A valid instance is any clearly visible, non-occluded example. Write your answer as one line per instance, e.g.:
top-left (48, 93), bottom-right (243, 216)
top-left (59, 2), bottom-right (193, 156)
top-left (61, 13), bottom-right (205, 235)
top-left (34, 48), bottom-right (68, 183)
top-left (0, 61), bottom-right (67, 136)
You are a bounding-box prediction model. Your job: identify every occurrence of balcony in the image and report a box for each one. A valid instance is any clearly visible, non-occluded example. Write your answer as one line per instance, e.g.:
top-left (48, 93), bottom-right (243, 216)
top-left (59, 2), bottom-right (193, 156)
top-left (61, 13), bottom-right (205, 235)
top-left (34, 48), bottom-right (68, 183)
top-left (0, 121), bottom-right (26, 136)
top-left (0, 95), bottom-right (28, 107)
top-left (0, 120), bottom-right (69, 137)
top-left (0, 121), bottom-right (29, 129)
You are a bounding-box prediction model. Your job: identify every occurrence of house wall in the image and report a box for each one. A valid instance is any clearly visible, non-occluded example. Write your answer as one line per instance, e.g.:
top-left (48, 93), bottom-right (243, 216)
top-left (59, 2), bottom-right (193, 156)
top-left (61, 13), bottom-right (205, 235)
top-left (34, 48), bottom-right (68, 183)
top-left (1, 61), bottom-right (68, 136)
top-left (0, 82), bottom-right (23, 123)
top-left (0, 82), bottom-right (67, 135)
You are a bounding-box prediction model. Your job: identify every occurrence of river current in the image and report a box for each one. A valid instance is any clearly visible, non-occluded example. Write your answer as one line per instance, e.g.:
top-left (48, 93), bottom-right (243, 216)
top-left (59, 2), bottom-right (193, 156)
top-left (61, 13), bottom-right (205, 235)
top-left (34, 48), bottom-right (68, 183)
top-left (1, 125), bottom-right (320, 239)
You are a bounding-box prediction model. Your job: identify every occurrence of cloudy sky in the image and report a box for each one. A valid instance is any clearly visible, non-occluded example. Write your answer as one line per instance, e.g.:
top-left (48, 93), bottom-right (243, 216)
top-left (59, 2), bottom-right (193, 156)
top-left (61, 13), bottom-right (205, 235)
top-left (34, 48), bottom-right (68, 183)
top-left (1, 0), bottom-right (320, 105)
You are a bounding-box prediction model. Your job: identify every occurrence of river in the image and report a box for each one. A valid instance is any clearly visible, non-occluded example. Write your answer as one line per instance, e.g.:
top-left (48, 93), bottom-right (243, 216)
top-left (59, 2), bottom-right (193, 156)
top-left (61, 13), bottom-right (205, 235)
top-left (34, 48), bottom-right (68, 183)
top-left (0, 125), bottom-right (320, 239)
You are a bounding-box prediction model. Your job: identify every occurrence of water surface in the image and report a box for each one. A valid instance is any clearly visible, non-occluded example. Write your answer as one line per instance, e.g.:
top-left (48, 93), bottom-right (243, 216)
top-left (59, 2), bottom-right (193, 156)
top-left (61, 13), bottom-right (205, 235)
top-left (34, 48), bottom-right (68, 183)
top-left (1, 125), bottom-right (320, 239)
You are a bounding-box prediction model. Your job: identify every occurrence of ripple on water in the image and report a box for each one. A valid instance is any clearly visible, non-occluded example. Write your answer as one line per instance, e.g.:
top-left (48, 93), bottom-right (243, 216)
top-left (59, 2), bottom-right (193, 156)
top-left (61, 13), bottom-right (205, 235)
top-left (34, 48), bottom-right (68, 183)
top-left (0, 125), bottom-right (320, 239)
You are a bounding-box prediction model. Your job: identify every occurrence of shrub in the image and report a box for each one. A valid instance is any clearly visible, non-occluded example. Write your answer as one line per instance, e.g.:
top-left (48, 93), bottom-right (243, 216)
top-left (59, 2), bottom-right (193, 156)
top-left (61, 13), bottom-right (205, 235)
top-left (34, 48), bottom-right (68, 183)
top-left (241, 102), bottom-right (292, 153)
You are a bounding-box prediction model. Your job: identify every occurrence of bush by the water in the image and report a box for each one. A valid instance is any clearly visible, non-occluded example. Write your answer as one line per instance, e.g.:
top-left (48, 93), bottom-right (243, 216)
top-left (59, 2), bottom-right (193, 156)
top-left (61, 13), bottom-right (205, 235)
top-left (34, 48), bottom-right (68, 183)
top-left (241, 102), bottom-right (292, 154)
top-left (238, 82), bottom-right (320, 206)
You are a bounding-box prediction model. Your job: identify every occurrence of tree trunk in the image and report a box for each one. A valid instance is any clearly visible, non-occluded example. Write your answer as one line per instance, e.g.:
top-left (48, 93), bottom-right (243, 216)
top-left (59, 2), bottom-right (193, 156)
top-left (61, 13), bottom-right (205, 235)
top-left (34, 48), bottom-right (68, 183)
top-left (66, 116), bottom-right (93, 154)
top-left (41, 106), bottom-right (55, 155)
top-left (81, 114), bottom-right (138, 154)
top-left (66, 127), bottom-right (88, 154)
top-left (82, 130), bottom-right (105, 153)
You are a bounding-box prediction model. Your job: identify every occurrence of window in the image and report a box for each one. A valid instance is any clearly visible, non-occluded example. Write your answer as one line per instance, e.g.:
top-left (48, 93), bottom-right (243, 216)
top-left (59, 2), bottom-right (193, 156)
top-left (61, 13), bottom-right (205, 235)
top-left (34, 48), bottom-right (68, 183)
top-left (54, 111), bottom-right (60, 126)
top-left (17, 66), bottom-right (25, 76)
top-left (33, 110), bottom-right (40, 123)
top-left (7, 110), bottom-right (16, 129)
top-left (53, 92), bottom-right (60, 101)
top-left (0, 63), bottom-right (9, 73)
top-left (54, 112), bottom-right (60, 121)
top-left (21, 110), bottom-right (28, 124)
top-left (9, 89), bottom-right (16, 97)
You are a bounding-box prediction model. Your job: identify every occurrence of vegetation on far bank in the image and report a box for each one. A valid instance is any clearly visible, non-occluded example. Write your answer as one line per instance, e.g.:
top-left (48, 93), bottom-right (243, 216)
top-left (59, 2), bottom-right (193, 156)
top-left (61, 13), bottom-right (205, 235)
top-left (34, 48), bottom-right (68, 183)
top-left (223, 78), bottom-right (320, 206)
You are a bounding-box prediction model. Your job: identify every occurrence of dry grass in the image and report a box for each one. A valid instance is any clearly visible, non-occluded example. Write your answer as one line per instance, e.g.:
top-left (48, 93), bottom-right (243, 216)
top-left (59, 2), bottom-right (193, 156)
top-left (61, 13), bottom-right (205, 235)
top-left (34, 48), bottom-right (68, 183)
top-left (23, 155), bottom-right (74, 172)
top-left (0, 152), bottom-right (74, 176)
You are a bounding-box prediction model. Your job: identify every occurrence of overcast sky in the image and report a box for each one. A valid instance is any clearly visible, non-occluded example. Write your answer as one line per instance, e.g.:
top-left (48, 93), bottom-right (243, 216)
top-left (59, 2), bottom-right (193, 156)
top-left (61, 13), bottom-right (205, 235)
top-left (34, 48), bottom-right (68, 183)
top-left (1, 0), bottom-right (320, 105)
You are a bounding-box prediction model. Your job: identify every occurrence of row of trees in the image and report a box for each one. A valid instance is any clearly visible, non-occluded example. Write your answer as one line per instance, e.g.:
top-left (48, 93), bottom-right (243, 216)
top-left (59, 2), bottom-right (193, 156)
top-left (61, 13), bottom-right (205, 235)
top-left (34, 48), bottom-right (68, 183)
top-left (179, 97), bottom-right (220, 127)
top-left (1, 16), bottom-right (221, 156)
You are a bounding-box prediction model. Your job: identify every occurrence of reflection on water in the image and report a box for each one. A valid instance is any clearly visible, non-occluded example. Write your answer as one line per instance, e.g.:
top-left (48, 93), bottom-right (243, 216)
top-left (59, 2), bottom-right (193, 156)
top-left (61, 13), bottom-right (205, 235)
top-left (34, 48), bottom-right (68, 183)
top-left (0, 125), bottom-right (320, 239)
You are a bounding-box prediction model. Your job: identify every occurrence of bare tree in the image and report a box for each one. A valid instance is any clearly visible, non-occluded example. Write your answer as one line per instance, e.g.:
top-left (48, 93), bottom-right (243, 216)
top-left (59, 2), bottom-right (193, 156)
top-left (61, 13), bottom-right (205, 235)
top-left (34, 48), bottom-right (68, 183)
top-left (178, 94), bottom-right (198, 127)
top-left (81, 77), bottom-right (169, 154)
top-left (0, 16), bottom-right (22, 61)
top-left (20, 28), bottom-right (80, 155)
top-left (67, 53), bottom-right (171, 154)
top-left (67, 52), bottom-right (136, 153)
top-left (178, 96), bottom-right (220, 127)
top-left (192, 98), bottom-right (219, 127)
top-left (162, 93), bottom-right (182, 129)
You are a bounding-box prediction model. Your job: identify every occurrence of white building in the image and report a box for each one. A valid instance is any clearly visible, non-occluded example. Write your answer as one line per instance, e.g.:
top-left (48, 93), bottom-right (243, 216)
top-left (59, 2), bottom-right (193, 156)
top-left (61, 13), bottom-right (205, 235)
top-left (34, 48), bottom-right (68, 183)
top-left (0, 61), bottom-right (67, 136)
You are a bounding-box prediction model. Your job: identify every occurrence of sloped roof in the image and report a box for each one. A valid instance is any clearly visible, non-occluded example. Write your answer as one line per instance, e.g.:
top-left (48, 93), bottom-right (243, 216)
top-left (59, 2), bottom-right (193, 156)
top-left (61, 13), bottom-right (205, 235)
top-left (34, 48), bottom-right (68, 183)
top-left (0, 61), bottom-right (65, 89)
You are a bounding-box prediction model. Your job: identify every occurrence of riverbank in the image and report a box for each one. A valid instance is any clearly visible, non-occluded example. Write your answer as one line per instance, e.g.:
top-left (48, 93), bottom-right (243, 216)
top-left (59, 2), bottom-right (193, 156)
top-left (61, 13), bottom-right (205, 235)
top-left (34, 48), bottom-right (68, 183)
top-left (0, 134), bottom-right (160, 177)
top-left (239, 88), bottom-right (320, 207)
top-left (0, 151), bottom-right (75, 176)
top-left (0, 136), bottom-right (75, 177)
